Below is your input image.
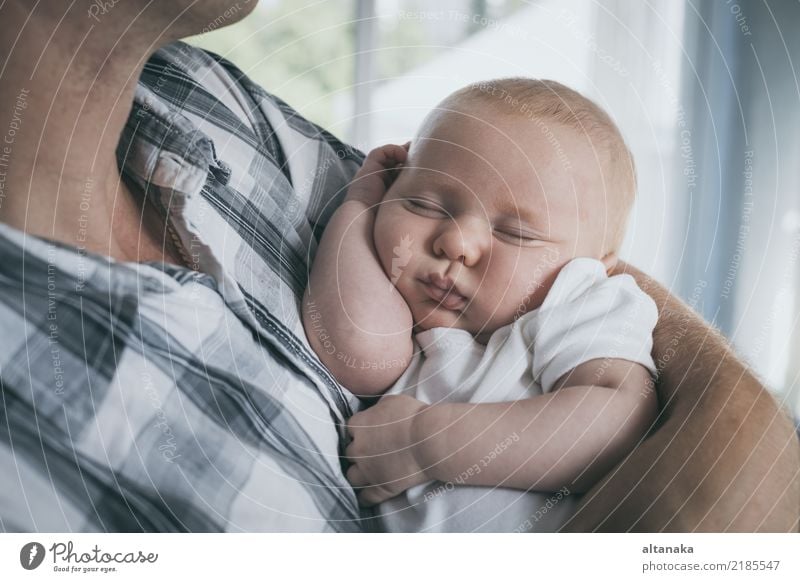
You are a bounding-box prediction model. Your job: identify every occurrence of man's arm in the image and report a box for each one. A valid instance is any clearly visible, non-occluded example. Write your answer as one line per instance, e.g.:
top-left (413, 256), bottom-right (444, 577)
top-left (346, 261), bottom-right (799, 529)
top-left (303, 145), bottom-right (414, 397)
top-left (560, 261), bottom-right (800, 532)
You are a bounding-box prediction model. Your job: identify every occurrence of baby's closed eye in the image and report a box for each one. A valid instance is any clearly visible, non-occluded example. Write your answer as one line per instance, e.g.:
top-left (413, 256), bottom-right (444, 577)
top-left (404, 198), bottom-right (548, 247)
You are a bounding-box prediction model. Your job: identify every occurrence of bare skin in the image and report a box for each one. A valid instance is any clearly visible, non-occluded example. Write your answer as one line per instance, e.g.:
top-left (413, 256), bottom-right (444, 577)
top-left (0, 1), bottom-right (255, 264)
top-left (563, 263), bottom-right (800, 531)
top-left (346, 261), bottom-right (800, 531)
top-left (307, 136), bottom-right (660, 511)
top-left (316, 132), bottom-right (799, 530)
top-left (3, 2), bottom-right (797, 532)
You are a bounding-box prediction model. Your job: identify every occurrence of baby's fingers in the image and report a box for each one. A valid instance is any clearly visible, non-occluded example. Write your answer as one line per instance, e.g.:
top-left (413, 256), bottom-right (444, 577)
top-left (356, 145), bottom-right (408, 189)
top-left (346, 463), bottom-right (369, 488)
top-left (357, 484), bottom-right (393, 507)
top-left (346, 143), bottom-right (411, 206)
top-left (362, 143), bottom-right (409, 171)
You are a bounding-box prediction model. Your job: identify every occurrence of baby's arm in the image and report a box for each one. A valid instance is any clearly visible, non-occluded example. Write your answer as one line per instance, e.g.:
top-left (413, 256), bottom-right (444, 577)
top-left (346, 358), bottom-right (657, 505)
top-left (303, 145), bottom-right (414, 397)
top-left (413, 358), bottom-right (657, 492)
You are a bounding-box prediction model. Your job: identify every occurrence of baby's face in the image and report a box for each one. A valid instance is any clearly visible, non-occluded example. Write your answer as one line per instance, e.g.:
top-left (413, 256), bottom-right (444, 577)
top-left (373, 108), bottom-right (615, 343)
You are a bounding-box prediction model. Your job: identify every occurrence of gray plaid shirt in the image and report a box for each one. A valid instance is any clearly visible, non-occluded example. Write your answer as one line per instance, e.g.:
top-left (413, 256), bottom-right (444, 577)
top-left (0, 42), bottom-right (367, 532)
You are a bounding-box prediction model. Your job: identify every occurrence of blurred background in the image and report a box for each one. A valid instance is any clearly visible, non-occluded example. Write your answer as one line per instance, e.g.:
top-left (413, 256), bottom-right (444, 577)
top-left (188, 0), bottom-right (800, 419)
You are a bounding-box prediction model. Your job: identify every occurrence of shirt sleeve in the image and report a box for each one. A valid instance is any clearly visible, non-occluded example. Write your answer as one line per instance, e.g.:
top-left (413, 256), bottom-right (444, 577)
top-left (525, 258), bottom-right (659, 394)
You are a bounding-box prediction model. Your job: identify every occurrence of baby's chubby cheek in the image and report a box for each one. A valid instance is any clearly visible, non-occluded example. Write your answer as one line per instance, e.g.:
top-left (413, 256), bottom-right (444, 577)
top-left (371, 207), bottom-right (395, 275)
top-left (504, 253), bottom-right (564, 315)
top-left (372, 207), bottom-right (418, 292)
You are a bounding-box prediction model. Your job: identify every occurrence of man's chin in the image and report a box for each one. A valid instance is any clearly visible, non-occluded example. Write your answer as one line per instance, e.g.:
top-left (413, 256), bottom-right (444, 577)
top-left (172, 0), bottom-right (259, 36)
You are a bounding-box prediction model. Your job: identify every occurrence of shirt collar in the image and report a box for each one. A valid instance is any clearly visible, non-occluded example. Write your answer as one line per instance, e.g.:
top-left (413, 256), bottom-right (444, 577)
top-left (118, 83), bottom-right (228, 201)
top-left (0, 81), bottom-right (228, 297)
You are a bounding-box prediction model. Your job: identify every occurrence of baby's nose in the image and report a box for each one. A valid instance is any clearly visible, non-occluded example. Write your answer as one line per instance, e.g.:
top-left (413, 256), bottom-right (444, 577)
top-left (433, 217), bottom-right (489, 266)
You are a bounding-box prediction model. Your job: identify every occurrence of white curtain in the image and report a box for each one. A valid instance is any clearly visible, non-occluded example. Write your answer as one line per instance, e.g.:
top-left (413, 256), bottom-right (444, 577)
top-left (593, 1), bottom-right (800, 417)
top-left (677, 1), bottom-right (800, 414)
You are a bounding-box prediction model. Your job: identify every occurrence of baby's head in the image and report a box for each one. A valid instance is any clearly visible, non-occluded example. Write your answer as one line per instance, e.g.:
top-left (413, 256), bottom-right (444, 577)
top-left (373, 78), bottom-right (636, 343)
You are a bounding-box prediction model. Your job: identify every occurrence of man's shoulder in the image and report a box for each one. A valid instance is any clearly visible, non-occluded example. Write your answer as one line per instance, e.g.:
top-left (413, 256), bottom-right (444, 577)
top-left (146, 41), bottom-right (259, 95)
top-left (149, 41), bottom-right (216, 75)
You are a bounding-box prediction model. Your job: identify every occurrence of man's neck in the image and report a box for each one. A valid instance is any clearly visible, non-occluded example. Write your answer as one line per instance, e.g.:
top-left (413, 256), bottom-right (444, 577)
top-left (0, 2), bottom-right (184, 264)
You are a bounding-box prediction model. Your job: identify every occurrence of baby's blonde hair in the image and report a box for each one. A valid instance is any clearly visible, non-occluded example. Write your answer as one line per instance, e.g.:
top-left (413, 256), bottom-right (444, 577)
top-left (434, 78), bottom-right (636, 253)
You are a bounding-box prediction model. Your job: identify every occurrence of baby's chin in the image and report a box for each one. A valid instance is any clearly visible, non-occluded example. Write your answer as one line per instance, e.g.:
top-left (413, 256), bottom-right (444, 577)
top-left (411, 302), bottom-right (465, 330)
top-left (411, 306), bottom-right (498, 344)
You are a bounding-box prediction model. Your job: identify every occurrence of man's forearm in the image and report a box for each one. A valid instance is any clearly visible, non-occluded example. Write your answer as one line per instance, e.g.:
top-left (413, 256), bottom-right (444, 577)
top-left (561, 262), bottom-right (800, 531)
top-left (303, 200), bottom-right (413, 394)
top-left (414, 383), bottom-right (656, 494)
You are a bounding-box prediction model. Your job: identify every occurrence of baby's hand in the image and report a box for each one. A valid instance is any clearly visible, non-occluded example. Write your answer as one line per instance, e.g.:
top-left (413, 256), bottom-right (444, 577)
top-left (344, 143), bottom-right (410, 208)
top-left (345, 394), bottom-right (429, 506)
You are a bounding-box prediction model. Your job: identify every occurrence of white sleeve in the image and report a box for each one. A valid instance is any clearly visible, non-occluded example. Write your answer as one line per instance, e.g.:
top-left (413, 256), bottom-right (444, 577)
top-left (524, 258), bottom-right (659, 394)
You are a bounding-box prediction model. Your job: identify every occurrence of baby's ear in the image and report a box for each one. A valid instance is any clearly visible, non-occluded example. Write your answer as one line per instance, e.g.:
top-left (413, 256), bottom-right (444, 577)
top-left (600, 252), bottom-right (618, 275)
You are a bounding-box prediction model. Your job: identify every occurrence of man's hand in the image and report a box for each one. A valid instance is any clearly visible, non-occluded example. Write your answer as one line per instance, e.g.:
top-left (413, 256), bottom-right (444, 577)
top-left (344, 143), bottom-right (410, 208)
top-left (345, 394), bottom-right (431, 506)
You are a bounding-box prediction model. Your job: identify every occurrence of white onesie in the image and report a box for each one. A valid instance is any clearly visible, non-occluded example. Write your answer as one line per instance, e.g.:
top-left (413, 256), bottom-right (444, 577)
top-left (378, 257), bottom-right (659, 532)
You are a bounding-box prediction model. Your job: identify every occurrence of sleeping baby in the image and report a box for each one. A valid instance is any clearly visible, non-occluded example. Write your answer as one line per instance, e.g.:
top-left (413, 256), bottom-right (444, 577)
top-left (302, 78), bottom-right (658, 532)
